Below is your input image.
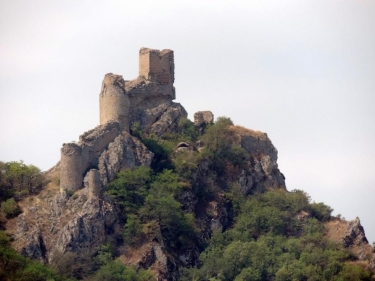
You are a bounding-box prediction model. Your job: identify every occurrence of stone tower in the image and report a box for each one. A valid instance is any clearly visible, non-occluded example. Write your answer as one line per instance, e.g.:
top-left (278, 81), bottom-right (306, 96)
top-left (99, 73), bottom-right (130, 131)
top-left (139, 48), bottom-right (175, 99)
top-left (61, 47), bottom-right (182, 195)
top-left (60, 143), bottom-right (82, 192)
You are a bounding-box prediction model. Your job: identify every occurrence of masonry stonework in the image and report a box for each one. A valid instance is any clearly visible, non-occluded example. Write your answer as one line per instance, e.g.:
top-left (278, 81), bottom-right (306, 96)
top-left (60, 143), bottom-right (83, 192)
top-left (84, 169), bottom-right (101, 198)
top-left (60, 47), bottom-right (186, 193)
top-left (139, 48), bottom-right (174, 85)
top-left (99, 74), bottom-right (130, 130)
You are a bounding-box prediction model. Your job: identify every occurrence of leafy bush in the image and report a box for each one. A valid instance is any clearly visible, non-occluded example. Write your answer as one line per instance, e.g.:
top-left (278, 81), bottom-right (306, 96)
top-left (309, 202), bottom-right (333, 221)
top-left (182, 189), bottom-right (368, 281)
top-left (1, 198), bottom-right (21, 218)
top-left (90, 260), bottom-right (153, 281)
top-left (142, 136), bottom-right (174, 173)
top-left (0, 161), bottom-right (45, 201)
top-left (105, 166), bottom-right (151, 219)
top-left (123, 214), bottom-right (143, 246)
top-left (65, 189), bottom-right (74, 198)
top-left (50, 249), bottom-right (96, 279)
top-left (177, 117), bottom-right (198, 142)
top-left (200, 117), bottom-right (250, 175)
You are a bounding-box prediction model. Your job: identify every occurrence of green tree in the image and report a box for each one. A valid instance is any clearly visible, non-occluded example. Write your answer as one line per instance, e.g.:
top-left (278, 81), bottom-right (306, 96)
top-left (123, 214), bottom-right (143, 245)
top-left (141, 136), bottom-right (174, 173)
top-left (0, 161), bottom-right (45, 201)
top-left (91, 260), bottom-right (153, 281)
top-left (1, 198), bottom-right (21, 218)
top-left (105, 166), bottom-right (151, 218)
top-left (201, 117), bottom-right (249, 175)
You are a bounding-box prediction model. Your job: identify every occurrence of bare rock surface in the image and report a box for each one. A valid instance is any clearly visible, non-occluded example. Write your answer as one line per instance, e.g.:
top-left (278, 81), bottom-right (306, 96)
top-left (325, 217), bottom-right (375, 269)
top-left (342, 217), bottom-right (369, 248)
top-left (8, 188), bottom-right (121, 263)
top-left (54, 196), bottom-right (118, 254)
top-left (98, 132), bottom-right (153, 186)
top-left (194, 111), bottom-right (214, 126)
top-left (232, 126), bottom-right (286, 194)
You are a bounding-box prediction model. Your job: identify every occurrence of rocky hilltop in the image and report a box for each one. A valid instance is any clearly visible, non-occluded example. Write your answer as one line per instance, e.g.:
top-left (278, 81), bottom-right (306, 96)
top-left (4, 48), bottom-right (374, 280)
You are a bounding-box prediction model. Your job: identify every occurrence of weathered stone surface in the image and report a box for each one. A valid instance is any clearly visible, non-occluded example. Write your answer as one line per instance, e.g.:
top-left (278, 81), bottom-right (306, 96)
top-left (139, 48), bottom-right (174, 87)
top-left (237, 128), bottom-right (278, 162)
top-left (231, 126), bottom-right (286, 194)
top-left (14, 214), bottom-right (47, 262)
top-left (54, 196), bottom-right (118, 253)
top-left (9, 188), bottom-right (121, 263)
top-left (98, 132), bottom-right (153, 186)
top-left (325, 217), bottom-right (374, 268)
top-left (60, 47), bottom-right (179, 193)
top-left (148, 102), bottom-right (188, 136)
top-left (99, 73), bottom-right (129, 129)
top-left (20, 228), bottom-right (46, 261)
top-left (123, 242), bottom-right (178, 281)
top-left (342, 217), bottom-right (368, 248)
top-left (194, 111), bottom-right (214, 126)
top-left (83, 169), bottom-right (102, 198)
top-left (60, 143), bottom-right (82, 192)
top-left (60, 121), bottom-right (122, 193)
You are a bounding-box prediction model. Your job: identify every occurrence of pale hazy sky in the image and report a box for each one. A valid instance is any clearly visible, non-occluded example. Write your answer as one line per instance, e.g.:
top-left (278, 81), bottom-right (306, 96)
top-left (1, 0), bottom-right (374, 242)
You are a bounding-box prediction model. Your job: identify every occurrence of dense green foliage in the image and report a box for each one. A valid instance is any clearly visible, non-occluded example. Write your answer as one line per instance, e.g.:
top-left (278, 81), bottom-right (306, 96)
top-left (1, 117), bottom-right (373, 280)
top-left (201, 117), bottom-right (249, 174)
top-left (90, 260), bottom-right (153, 281)
top-left (180, 190), bottom-right (370, 281)
top-left (113, 117), bottom-right (373, 280)
top-left (0, 160), bottom-right (46, 227)
top-left (106, 167), bottom-right (198, 251)
top-left (0, 161), bottom-right (45, 201)
top-left (1, 198), bottom-right (22, 218)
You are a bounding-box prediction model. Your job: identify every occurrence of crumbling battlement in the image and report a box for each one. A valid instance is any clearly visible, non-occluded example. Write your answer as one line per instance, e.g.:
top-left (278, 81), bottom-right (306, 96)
top-left (139, 48), bottom-right (174, 85)
top-left (60, 121), bottom-right (121, 193)
top-left (60, 47), bottom-right (185, 193)
top-left (99, 48), bottom-right (176, 130)
top-left (60, 143), bottom-right (83, 192)
top-left (99, 74), bottom-right (129, 130)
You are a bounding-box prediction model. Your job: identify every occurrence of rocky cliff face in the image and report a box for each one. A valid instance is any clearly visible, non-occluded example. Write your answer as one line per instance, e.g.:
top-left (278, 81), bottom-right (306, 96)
top-left (5, 110), bottom-right (289, 280)
top-left (5, 48), bottom-right (372, 280)
top-left (232, 126), bottom-right (285, 194)
top-left (6, 121), bottom-right (156, 263)
top-left (325, 217), bottom-right (375, 271)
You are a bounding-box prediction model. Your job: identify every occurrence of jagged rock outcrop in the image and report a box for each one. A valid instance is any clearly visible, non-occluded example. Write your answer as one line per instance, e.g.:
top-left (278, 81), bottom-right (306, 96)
top-left (194, 111), bottom-right (214, 127)
top-left (54, 196), bottom-right (118, 254)
top-left (142, 101), bottom-right (187, 136)
top-left (16, 217), bottom-right (47, 262)
top-left (98, 131), bottom-right (153, 186)
top-left (10, 47), bottom-right (365, 281)
top-left (122, 242), bottom-right (179, 281)
top-left (60, 48), bottom-right (187, 194)
top-left (9, 187), bottom-right (121, 263)
top-left (233, 126), bottom-right (286, 194)
top-left (342, 217), bottom-right (369, 248)
top-left (325, 217), bottom-right (375, 269)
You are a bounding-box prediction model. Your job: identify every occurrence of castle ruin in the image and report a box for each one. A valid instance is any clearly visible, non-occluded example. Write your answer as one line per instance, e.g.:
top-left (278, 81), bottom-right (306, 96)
top-left (60, 48), bottom-right (186, 194)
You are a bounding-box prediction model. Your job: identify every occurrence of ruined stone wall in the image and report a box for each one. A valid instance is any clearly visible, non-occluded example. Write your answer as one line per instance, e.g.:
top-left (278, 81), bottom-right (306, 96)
top-left (79, 121), bottom-right (121, 172)
top-left (99, 73), bottom-right (129, 131)
top-left (60, 143), bottom-right (83, 192)
top-left (60, 122), bottom-right (121, 193)
top-left (84, 169), bottom-right (101, 198)
top-left (139, 48), bottom-right (174, 86)
top-left (61, 47), bottom-right (180, 193)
